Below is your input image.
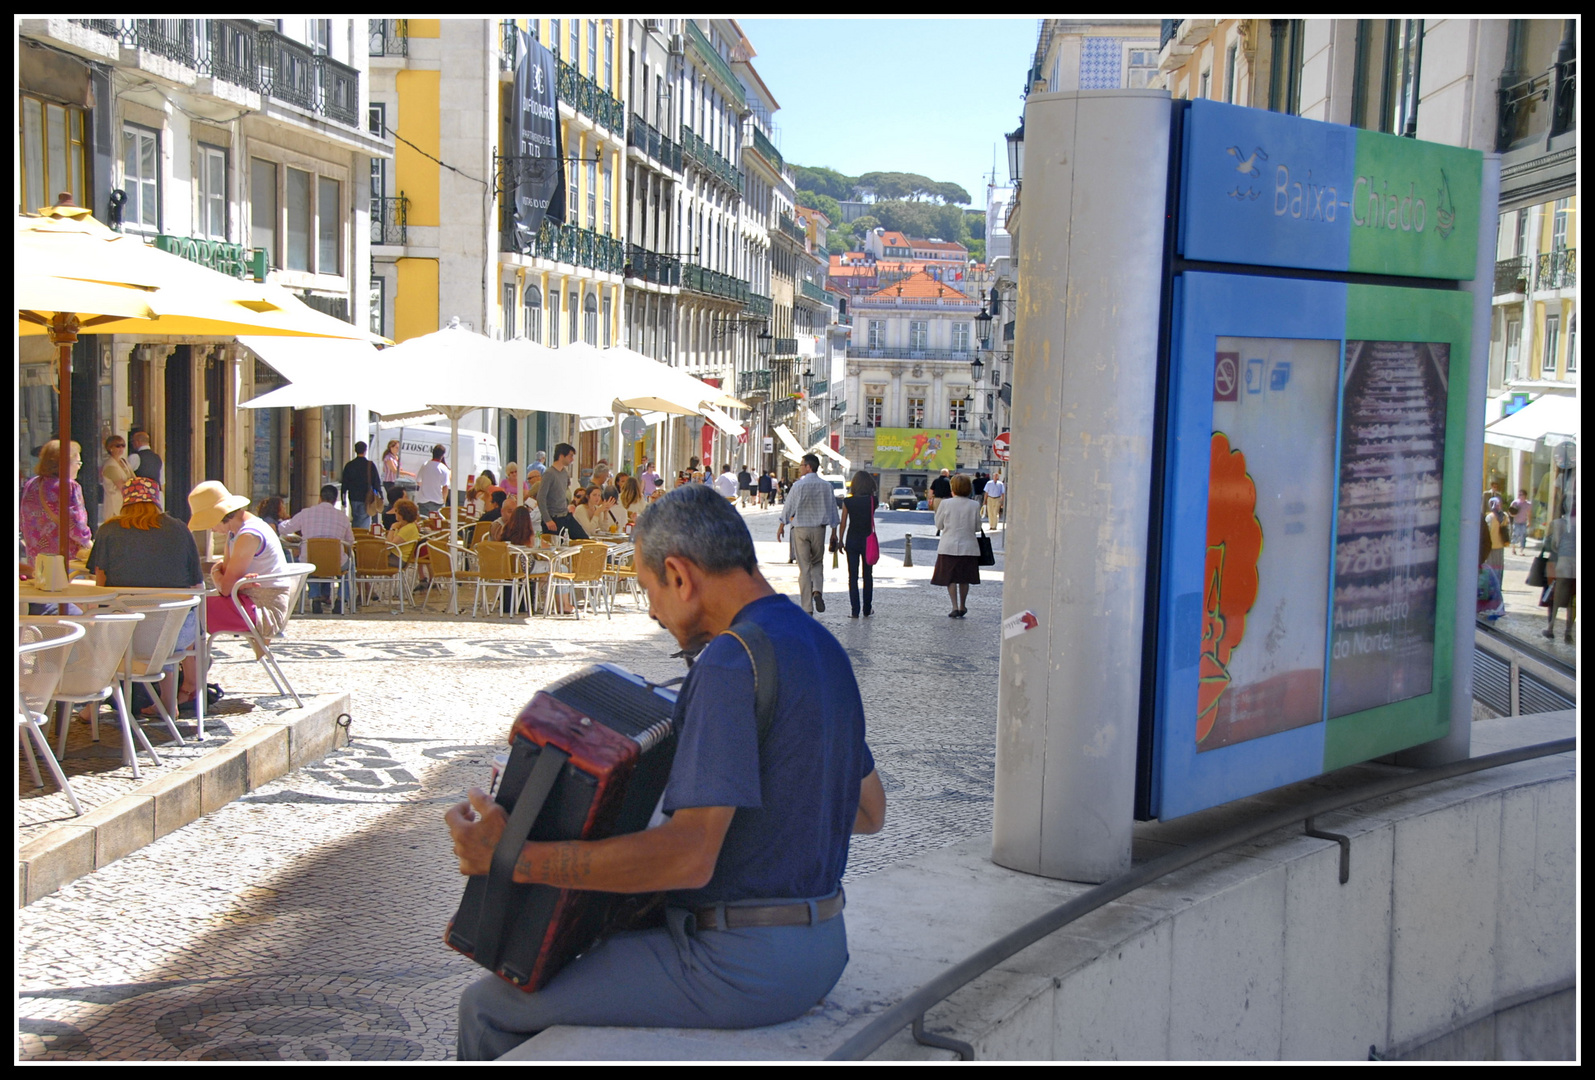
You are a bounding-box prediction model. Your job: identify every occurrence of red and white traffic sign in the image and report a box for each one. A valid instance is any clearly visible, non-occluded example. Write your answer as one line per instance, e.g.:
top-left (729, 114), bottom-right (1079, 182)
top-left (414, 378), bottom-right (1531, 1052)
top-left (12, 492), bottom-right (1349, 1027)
top-left (992, 431), bottom-right (1011, 461)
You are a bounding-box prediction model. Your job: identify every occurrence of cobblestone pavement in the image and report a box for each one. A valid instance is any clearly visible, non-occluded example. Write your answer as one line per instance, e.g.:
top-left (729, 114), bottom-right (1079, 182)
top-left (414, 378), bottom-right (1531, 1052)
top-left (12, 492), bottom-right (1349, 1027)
top-left (1485, 543), bottom-right (1577, 669)
top-left (18, 506), bottom-right (1010, 1061)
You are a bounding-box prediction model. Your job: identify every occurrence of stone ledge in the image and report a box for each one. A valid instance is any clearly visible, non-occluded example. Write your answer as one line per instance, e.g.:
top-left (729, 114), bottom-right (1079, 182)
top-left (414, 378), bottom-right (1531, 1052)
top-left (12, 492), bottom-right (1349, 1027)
top-left (17, 693), bottom-right (349, 907)
top-left (506, 711), bottom-right (1575, 1061)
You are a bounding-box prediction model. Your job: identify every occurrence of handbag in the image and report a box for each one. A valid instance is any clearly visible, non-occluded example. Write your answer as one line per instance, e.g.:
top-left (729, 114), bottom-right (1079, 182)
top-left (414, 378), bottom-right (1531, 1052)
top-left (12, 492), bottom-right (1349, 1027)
top-left (864, 499), bottom-right (880, 565)
top-left (1526, 552), bottom-right (1549, 588)
top-left (976, 527), bottom-right (996, 567)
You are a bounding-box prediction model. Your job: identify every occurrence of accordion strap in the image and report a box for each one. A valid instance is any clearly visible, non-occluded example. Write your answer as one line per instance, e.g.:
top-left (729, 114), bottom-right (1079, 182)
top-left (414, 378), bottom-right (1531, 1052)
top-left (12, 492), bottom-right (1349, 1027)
top-left (720, 619), bottom-right (779, 745)
top-left (476, 742), bottom-right (570, 973)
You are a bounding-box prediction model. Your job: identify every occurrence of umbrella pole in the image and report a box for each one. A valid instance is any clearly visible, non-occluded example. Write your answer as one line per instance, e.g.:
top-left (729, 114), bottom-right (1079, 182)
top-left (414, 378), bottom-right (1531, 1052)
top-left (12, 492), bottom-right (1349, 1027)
top-left (449, 413), bottom-right (462, 567)
top-left (52, 313), bottom-right (80, 558)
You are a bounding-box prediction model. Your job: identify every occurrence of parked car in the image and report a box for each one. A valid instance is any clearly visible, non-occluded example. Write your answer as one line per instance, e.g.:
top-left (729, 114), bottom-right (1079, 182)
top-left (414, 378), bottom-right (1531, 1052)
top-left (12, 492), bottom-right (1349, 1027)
top-left (823, 474), bottom-right (848, 506)
top-left (888, 486), bottom-right (919, 510)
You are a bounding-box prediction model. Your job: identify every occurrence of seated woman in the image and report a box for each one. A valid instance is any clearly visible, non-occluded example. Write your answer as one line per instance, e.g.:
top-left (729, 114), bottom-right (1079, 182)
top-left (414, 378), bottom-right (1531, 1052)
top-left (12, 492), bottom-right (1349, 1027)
top-left (257, 495), bottom-right (289, 534)
top-left (490, 495), bottom-right (521, 540)
top-left (86, 476), bottom-right (204, 714)
top-left (188, 480), bottom-right (293, 652)
top-left (617, 474), bottom-right (646, 524)
top-left (390, 498), bottom-right (423, 568)
top-left (573, 484), bottom-right (625, 534)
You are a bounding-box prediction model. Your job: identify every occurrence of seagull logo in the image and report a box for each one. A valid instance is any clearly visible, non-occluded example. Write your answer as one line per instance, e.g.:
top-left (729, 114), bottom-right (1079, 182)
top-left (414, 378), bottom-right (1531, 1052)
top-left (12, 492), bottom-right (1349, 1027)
top-left (532, 64), bottom-right (545, 96)
top-left (1226, 145), bottom-right (1268, 177)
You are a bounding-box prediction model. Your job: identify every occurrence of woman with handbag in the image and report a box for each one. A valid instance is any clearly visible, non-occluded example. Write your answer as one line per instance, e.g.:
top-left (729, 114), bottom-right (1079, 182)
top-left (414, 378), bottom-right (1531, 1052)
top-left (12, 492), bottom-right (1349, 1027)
top-left (931, 473), bottom-right (983, 618)
top-left (839, 470), bottom-right (880, 618)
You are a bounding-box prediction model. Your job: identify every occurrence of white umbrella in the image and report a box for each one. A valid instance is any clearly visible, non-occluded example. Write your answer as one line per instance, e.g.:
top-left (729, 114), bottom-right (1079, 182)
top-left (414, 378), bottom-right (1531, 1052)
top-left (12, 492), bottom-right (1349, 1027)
top-left (242, 323), bottom-right (616, 563)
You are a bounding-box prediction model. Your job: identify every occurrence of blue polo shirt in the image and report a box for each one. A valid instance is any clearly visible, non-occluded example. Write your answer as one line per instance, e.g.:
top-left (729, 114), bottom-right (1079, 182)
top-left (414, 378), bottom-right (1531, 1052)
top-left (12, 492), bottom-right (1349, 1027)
top-left (663, 593), bottom-right (874, 906)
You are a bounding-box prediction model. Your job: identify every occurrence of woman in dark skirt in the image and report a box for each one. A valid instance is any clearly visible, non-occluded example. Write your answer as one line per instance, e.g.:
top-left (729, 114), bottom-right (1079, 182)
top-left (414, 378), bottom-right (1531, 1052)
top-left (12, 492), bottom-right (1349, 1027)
top-left (839, 469), bottom-right (879, 617)
top-left (931, 473), bottom-right (982, 617)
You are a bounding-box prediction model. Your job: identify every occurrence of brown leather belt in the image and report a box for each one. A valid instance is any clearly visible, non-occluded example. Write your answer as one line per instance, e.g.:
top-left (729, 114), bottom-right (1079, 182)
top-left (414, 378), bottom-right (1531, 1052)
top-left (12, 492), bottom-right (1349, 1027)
top-left (690, 889), bottom-right (845, 932)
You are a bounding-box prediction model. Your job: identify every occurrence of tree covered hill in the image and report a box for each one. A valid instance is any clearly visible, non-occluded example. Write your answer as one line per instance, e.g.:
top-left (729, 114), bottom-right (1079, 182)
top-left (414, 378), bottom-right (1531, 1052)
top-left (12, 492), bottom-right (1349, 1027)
top-left (793, 163), bottom-right (982, 258)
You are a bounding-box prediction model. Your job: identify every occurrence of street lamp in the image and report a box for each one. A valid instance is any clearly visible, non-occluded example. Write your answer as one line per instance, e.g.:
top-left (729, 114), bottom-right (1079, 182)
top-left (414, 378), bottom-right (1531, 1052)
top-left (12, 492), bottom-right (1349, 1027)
top-left (970, 355), bottom-right (985, 380)
top-left (975, 292), bottom-right (994, 352)
top-left (756, 326), bottom-right (773, 358)
top-left (1006, 118), bottom-right (1025, 188)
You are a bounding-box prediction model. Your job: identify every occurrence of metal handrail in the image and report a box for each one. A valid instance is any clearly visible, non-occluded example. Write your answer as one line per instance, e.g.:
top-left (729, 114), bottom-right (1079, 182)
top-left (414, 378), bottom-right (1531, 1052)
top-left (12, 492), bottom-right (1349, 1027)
top-left (827, 735), bottom-right (1576, 1060)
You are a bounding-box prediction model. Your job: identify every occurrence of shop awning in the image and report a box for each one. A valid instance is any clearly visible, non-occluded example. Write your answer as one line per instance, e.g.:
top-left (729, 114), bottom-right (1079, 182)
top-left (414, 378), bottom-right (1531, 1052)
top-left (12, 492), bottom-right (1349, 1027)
top-left (774, 423), bottom-right (805, 457)
top-left (238, 335), bottom-right (384, 384)
top-left (810, 441), bottom-right (851, 472)
top-left (1484, 393), bottom-right (1578, 454)
top-left (701, 404), bottom-right (746, 438)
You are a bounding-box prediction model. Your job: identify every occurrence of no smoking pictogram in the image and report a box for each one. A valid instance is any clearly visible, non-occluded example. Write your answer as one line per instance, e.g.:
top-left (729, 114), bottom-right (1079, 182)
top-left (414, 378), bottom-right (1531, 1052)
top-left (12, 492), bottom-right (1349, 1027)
top-left (1213, 352), bottom-right (1240, 401)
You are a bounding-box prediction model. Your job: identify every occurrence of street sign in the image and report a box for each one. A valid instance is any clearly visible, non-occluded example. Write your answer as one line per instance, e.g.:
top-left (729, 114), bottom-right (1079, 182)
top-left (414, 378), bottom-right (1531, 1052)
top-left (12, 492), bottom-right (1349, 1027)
top-left (992, 431), bottom-right (1011, 461)
top-left (620, 415), bottom-right (647, 442)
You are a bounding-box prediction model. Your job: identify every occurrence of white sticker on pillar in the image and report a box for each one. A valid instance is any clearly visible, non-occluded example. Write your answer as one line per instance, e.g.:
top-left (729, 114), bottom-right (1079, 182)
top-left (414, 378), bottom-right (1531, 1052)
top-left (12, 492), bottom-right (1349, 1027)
top-left (1002, 610), bottom-right (1039, 640)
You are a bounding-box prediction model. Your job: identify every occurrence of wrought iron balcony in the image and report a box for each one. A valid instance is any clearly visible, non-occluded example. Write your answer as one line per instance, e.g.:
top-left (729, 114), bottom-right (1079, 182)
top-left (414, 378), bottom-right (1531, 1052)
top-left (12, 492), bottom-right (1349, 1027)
top-left (774, 337), bottom-right (799, 357)
top-left (680, 124), bottom-right (742, 193)
top-left (800, 280), bottom-right (827, 303)
top-left (685, 19), bottom-right (746, 108)
top-left (738, 369), bottom-right (774, 397)
top-left (121, 19), bottom-right (199, 65)
top-left (321, 56), bottom-right (360, 126)
top-left (70, 19), bottom-right (120, 37)
top-left (1494, 255), bottom-right (1530, 295)
top-left (777, 213), bottom-right (806, 243)
top-left (681, 263), bottom-right (750, 305)
top-left (201, 20), bottom-right (260, 89)
top-left (1536, 248), bottom-right (1576, 292)
top-left (749, 124), bottom-right (783, 172)
top-left (770, 397), bottom-right (799, 422)
top-left (369, 18), bottom-right (408, 57)
top-left (558, 58), bottom-right (625, 135)
top-left (371, 194), bottom-right (408, 246)
top-left (624, 245), bottom-right (681, 287)
top-left (628, 114), bottom-right (682, 172)
top-left (744, 292), bottom-right (772, 318)
top-left (844, 423), bottom-right (878, 440)
top-left (254, 30), bottom-right (361, 126)
top-left (847, 346), bottom-right (975, 362)
top-left (1497, 56), bottom-right (1577, 152)
top-left (502, 212), bottom-right (626, 274)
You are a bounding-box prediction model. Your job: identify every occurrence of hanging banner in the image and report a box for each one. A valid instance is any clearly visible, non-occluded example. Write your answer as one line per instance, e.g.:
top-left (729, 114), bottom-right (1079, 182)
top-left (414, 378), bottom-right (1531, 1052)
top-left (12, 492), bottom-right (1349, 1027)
top-left (510, 29), bottom-right (566, 247)
top-left (873, 428), bottom-right (957, 471)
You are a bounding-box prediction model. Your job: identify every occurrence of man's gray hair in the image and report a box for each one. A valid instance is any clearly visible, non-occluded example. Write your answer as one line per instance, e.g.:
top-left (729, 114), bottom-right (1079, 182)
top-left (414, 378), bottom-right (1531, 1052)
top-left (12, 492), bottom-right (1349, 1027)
top-left (632, 483), bottom-right (756, 578)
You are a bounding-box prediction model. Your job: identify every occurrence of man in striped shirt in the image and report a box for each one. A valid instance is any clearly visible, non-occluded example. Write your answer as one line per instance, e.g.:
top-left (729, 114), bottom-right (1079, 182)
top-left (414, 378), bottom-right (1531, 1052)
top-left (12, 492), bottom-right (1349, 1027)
top-left (279, 484), bottom-right (355, 613)
top-left (775, 454), bottom-right (839, 614)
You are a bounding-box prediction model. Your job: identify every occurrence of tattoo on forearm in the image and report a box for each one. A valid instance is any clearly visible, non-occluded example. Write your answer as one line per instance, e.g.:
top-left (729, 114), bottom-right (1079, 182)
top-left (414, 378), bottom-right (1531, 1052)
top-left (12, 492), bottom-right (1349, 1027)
top-left (518, 842), bottom-right (593, 888)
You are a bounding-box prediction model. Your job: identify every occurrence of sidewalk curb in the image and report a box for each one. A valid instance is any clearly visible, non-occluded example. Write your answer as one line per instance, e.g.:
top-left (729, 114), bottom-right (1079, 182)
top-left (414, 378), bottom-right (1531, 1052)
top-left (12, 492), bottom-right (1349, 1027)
top-left (18, 693), bottom-right (350, 908)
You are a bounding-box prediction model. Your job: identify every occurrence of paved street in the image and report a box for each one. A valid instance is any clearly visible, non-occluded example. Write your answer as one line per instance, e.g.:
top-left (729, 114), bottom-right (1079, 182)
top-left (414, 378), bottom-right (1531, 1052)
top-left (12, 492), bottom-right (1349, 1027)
top-left (18, 505), bottom-right (1011, 1061)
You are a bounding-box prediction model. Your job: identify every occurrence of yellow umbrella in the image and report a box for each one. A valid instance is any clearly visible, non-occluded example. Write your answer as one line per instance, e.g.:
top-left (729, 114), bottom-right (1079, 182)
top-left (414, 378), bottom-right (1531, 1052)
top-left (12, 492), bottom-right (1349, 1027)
top-left (17, 204), bottom-right (386, 554)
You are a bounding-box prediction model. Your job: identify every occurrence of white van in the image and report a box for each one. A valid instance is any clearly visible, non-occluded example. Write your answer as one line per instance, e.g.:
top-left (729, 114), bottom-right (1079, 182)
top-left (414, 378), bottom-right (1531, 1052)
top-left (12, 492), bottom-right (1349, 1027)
top-left (374, 424), bottom-right (501, 493)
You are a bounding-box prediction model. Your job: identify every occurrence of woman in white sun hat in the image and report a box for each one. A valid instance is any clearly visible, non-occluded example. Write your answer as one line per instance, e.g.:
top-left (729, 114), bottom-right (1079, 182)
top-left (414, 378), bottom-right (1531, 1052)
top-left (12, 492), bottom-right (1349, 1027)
top-left (188, 480), bottom-right (293, 646)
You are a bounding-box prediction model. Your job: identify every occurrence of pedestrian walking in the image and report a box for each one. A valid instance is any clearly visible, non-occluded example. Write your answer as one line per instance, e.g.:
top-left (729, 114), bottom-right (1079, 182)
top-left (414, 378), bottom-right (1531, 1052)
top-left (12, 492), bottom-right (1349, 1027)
top-left (776, 454), bottom-right (839, 614)
top-left (416, 445), bottom-right (450, 516)
top-left (758, 469), bottom-right (774, 509)
top-left (1483, 498), bottom-right (1509, 574)
top-left (839, 470), bottom-right (878, 618)
top-left (738, 465), bottom-right (754, 507)
top-left (929, 469), bottom-right (952, 512)
top-left (1509, 488), bottom-right (1532, 555)
top-left (714, 464), bottom-right (738, 500)
top-left (1541, 510), bottom-right (1576, 643)
top-left (931, 473), bottom-right (982, 617)
top-left (984, 470), bottom-right (1007, 528)
top-left (341, 441), bottom-right (383, 528)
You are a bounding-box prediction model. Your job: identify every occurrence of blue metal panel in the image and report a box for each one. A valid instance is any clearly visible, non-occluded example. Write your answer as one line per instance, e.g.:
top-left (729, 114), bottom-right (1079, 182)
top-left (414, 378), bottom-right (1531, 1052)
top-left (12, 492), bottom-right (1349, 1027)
top-left (1180, 99), bottom-right (1356, 272)
top-left (1151, 272), bottom-right (1346, 819)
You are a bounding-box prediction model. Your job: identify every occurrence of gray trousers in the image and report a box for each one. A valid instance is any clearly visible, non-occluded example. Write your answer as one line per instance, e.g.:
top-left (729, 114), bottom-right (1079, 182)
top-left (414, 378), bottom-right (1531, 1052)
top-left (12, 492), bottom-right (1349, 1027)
top-left (792, 525), bottom-right (828, 612)
top-left (457, 906), bottom-right (849, 1060)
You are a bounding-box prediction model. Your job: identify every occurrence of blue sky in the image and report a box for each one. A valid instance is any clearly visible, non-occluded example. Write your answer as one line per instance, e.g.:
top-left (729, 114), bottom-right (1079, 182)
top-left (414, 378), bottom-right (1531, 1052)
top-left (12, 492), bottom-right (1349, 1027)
top-left (739, 18), bottom-right (1037, 209)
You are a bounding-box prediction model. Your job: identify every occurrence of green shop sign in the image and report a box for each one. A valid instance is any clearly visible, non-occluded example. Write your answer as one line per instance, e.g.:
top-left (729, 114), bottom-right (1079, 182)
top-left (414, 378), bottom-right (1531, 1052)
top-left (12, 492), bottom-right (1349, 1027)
top-left (152, 234), bottom-right (269, 282)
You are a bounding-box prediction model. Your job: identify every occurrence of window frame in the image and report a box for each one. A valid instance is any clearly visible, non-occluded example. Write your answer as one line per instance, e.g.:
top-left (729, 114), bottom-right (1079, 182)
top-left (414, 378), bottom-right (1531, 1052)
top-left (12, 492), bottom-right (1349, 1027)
top-left (907, 395), bottom-right (926, 429)
top-left (197, 142), bottom-right (229, 242)
top-left (122, 122), bottom-right (162, 235)
top-left (1541, 313), bottom-right (1560, 376)
top-left (524, 284), bottom-right (543, 344)
top-left (21, 94), bottom-right (88, 216)
top-left (866, 395), bottom-right (883, 427)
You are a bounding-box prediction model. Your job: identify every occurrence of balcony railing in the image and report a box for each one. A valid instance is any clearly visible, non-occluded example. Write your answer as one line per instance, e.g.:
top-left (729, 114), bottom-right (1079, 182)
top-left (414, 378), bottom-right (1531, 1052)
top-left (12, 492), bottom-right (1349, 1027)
top-left (770, 397), bottom-right (799, 422)
top-left (1536, 248), bottom-right (1576, 292)
top-left (1498, 56), bottom-right (1577, 152)
top-left (800, 280), bottom-right (828, 303)
top-left (502, 211), bottom-right (626, 274)
top-left (685, 19), bottom-right (746, 108)
top-left (681, 263), bottom-right (750, 305)
top-left (851, 294), bottom-right (980, 310)
top-left (845, 423), bottom-right (879, 440)
top-left (680, 124), bottom-right (742, 192)
top-left (777, 212), bottom-right (806, 243)
top-left (202, 19), bottom-right (260, 89)
top-left (774, 337), bottom-right (799, 357)
top-left (1494, 255), bottom-right (1530, 295)
top-left (369, 18), bottom-right (408, 57)
top-left (122, 19), bottom-right (199, 65)
top-left (848, 346), bottom-right (975, 362)
top-left (152, 234), bottom-right (267, 281)
top-left (744, 292), bottom-right (772, 318)
top-left (70, 19), bottom-right (120, 37)
top-left (371, 193), bottom-right (408, 246)
top-left (738, 369), bottom-right (773, 396)
top-left (558, 58), bottom-right (625, 135)
top-left (749, 124), bottom-right (783, 172)
top-left (624, 245), bottom-right (681, 287)
top-left (257, 30), bottom-right (361, 126)
top-left (628, 114), bottom-right (682, 172)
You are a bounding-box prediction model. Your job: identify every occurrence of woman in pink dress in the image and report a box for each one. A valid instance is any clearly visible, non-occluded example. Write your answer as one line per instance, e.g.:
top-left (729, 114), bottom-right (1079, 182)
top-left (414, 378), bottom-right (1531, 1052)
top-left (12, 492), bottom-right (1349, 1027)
top-left (20, 439), bottom-right (92, 563)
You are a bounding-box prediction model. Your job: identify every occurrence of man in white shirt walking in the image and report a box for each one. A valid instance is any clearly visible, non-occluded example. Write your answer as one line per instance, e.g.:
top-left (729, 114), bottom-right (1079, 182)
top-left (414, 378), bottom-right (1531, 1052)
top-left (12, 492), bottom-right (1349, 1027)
top-left (775, 454), bottom-right (839, 614)
top-left (984, 470), bottom-right (1007, 529)
top-left (417, 445), bottom-right (450, 515)
top-left (714, 464), bottom-right (739, 501)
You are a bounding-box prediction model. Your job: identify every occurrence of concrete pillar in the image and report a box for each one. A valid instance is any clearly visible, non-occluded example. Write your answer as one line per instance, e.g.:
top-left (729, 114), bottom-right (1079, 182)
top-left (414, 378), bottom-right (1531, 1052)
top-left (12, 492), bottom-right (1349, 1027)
top-left (1397, 153), bottom-right (1499, 768)
top-left (992, 90), bottom-right (1173, 884)
top-left (148, 345), bottom-right (172, 455)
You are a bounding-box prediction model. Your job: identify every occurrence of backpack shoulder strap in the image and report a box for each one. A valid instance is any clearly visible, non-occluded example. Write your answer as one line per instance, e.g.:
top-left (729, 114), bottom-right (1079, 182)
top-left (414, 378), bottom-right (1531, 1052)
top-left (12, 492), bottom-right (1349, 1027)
top-left (720, 619), bottom-right (780, 745)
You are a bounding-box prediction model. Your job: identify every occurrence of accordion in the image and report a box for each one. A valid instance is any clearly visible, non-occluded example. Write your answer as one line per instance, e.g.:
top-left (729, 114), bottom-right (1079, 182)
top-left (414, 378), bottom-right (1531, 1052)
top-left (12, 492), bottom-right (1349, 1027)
top-left (446, 664), bottom-right (679, 991)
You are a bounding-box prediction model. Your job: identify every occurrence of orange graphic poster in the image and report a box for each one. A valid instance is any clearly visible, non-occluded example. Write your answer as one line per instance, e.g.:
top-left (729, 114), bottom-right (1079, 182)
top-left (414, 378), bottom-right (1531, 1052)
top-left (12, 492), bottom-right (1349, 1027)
top-left (1198, 432), bottom-right (1263, 742)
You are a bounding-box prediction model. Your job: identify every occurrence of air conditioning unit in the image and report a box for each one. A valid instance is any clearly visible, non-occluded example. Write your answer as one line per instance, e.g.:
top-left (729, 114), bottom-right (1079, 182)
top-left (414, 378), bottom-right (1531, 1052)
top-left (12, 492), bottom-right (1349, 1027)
top-left (668, 34), bottom-right (684, 56)
top-left (644, 19), bottom-right (664, 33)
